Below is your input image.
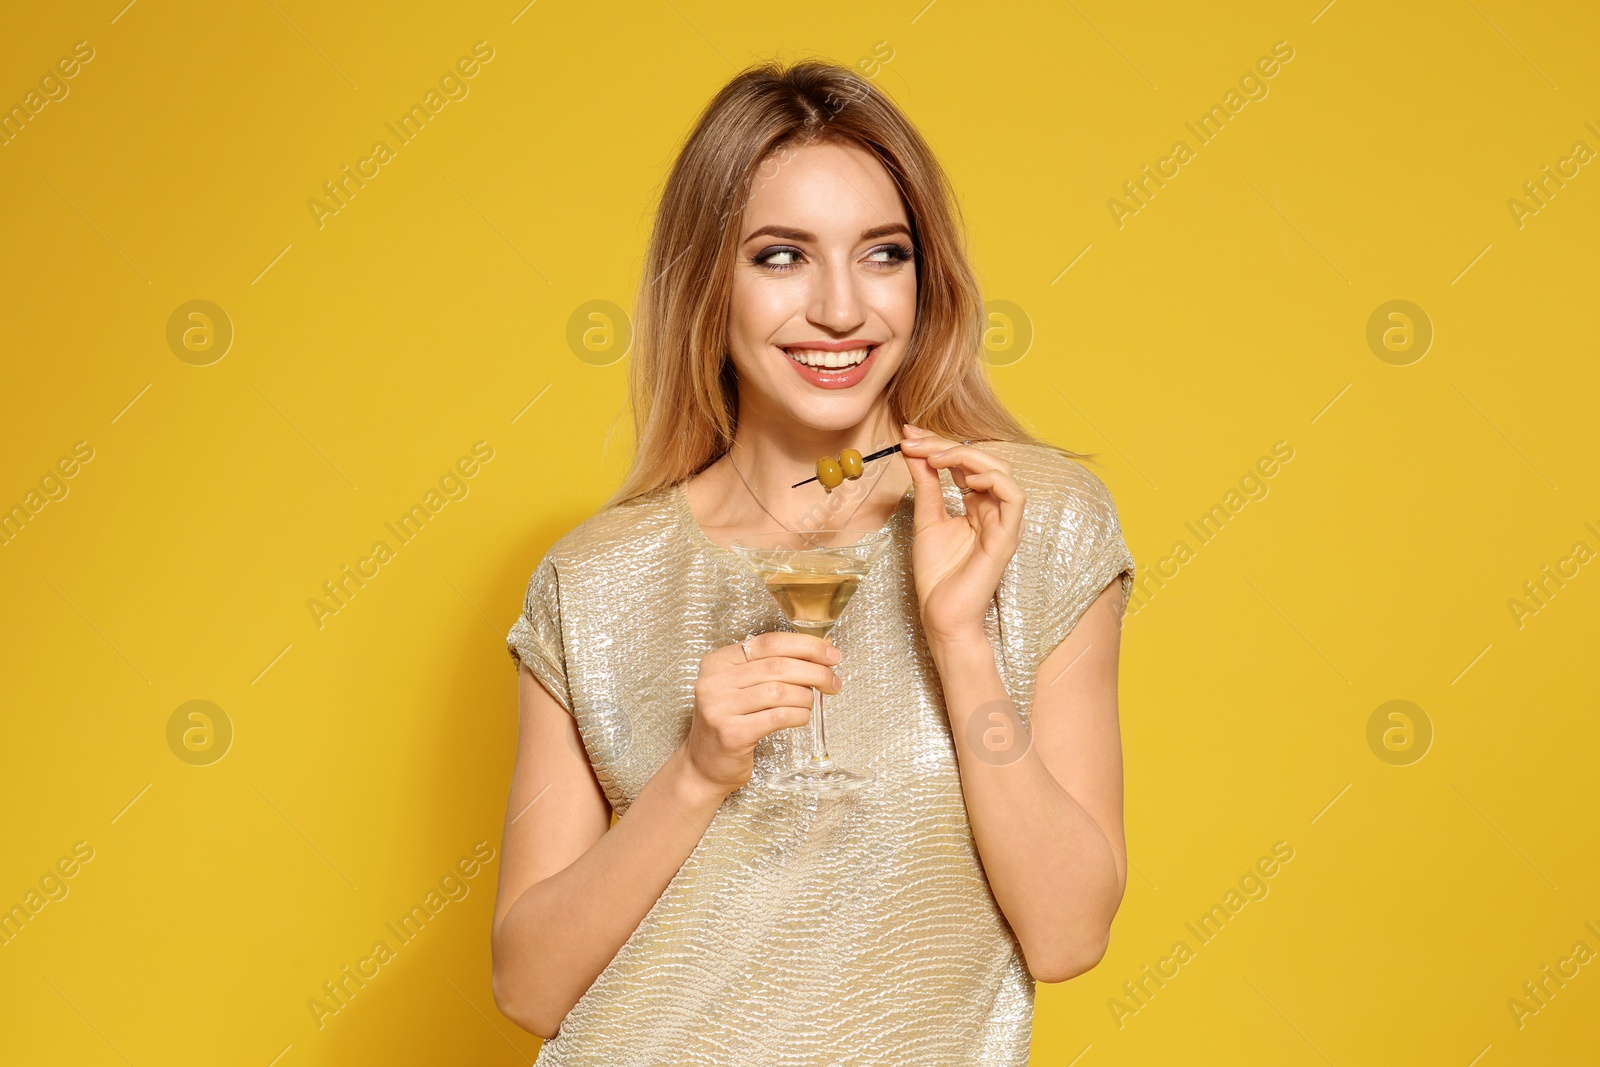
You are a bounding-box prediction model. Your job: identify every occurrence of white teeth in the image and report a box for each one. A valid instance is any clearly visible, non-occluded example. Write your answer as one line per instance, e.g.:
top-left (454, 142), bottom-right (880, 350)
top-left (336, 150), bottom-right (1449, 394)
top-left (784, 347), bottom-right (871, 369)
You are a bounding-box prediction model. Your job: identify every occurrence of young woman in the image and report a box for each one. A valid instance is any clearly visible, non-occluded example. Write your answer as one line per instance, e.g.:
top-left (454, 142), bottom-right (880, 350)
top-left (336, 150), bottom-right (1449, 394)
top-left (493, 58), bottom-right (1136, 1065)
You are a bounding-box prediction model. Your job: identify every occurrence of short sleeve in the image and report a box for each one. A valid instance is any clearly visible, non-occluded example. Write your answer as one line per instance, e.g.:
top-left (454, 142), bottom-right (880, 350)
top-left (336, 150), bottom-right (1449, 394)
top-left (1035, 470), bottom-right (1136, 657)
top-left (506, 554), bottom-right (574, 716)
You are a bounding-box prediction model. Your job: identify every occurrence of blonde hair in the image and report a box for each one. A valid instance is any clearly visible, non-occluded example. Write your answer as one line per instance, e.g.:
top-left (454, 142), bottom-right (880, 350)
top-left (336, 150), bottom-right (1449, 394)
top-left (603, 58), bottom-right (1090, 509)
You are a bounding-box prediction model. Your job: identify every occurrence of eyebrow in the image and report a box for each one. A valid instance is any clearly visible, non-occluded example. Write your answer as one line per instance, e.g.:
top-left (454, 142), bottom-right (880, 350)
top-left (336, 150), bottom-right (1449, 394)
top-left (741, 222), bottom-right (912, 244)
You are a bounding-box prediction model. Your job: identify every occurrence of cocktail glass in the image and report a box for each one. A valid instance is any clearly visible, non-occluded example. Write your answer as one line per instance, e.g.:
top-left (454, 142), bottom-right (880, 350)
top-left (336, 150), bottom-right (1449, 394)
top-left (729, 528), bottom-right (892, 796)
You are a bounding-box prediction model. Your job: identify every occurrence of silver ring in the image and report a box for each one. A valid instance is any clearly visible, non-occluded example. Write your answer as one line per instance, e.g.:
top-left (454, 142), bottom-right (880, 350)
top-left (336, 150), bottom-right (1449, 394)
top-left (958, 486), bottom-right (973, 495)
top-left (739, 634), bottom-right (755, 661)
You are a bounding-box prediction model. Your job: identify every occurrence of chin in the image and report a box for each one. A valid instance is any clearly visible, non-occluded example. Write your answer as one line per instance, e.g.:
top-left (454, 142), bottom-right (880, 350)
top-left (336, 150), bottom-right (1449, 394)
top-left (786, 396), bottom-right (883, 431)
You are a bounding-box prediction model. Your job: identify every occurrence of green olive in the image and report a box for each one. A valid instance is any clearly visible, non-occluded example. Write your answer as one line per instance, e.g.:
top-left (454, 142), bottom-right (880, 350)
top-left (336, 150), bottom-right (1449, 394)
top-left (839, 448), bottom-right (863, 479)
top-left (816, 456), bottom-right (843, 490)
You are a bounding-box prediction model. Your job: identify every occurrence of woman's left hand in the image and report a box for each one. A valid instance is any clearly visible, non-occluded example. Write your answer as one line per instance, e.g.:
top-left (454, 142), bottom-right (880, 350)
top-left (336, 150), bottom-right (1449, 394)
top-left (899, 422), bottom-right (1026, 645)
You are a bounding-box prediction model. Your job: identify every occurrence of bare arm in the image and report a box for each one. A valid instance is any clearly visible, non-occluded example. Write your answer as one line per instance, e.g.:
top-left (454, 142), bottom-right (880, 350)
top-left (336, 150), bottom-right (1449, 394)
top-left (895, 425), bottom-right (1130, 983)
top-left (490, 666), bottom-right (726, 1038)
top-left (930, 578), bottom-right (1129, 983)
top-left (490, 630), bottom-right (839, 1038)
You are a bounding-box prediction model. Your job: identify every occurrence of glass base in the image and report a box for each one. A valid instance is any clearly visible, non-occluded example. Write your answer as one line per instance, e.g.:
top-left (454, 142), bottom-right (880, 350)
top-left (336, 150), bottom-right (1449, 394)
top-left (767, 760), bottom-right (874, 797)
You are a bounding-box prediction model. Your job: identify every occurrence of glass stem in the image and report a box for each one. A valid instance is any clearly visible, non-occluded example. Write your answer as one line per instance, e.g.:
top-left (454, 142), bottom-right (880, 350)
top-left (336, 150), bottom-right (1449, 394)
top-left (808, 685), bottom-right (832, 769)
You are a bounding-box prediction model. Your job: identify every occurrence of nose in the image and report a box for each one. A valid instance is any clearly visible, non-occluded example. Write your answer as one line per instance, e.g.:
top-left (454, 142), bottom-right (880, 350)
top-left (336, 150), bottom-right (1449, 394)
top-left (806, 255), bottom-right (865, 334)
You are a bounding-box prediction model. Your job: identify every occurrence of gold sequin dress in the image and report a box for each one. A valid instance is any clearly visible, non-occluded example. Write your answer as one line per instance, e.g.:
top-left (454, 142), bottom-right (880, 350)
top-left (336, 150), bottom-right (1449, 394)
top-left (505, 441), bottom-right (1135, 1066)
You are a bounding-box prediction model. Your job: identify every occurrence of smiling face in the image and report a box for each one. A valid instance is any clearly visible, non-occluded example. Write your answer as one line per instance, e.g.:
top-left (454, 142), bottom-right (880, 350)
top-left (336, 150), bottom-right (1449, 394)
top-left (726, 139), bottom-right (917, 439)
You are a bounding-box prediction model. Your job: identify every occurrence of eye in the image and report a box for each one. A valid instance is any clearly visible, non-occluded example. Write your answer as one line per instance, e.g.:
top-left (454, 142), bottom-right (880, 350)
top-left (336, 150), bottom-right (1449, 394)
top-left (751, 245), bottom-right (803, 272)
top-left (866, 243), bottom-right (915, 267)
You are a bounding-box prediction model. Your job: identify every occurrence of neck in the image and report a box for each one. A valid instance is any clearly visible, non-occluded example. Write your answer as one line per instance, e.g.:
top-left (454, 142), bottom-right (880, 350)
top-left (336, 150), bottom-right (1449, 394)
top-left (713, 401), bottom-right (909, 531)
top-left (731, 409), bottom-right (899, 479)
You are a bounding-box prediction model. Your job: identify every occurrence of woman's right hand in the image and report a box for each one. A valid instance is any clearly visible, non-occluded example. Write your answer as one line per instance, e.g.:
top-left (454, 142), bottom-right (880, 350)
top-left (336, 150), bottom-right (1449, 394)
top-left (682, 630), bottom-right (842, 796)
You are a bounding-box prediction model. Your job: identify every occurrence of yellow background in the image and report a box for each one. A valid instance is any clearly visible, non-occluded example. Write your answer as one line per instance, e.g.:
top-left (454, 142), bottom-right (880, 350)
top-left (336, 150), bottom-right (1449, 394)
top-left (2, 0), bottom-right (1596, 1063)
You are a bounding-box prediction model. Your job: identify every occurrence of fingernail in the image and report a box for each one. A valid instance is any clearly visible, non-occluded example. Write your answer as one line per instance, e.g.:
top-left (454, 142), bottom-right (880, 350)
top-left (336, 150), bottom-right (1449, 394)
top-left (833, 671), bottom-right (843, 689)
top-left (828, 646), bottom-right (840, 662)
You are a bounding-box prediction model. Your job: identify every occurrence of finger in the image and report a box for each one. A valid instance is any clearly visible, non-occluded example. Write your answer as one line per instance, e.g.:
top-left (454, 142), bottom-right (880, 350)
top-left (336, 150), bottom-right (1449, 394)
top-left (741, 702), bottom-right (814, 746)
top-left (904, 450), bottom-right (950, 532)
top-left (901, 422), bottom-right (956, 443)
top-left (956, 467), bottom-right (1023, 497)
top-left (903, 436), bottom-right (996, 514)
top-left (921, 443), bottom-right (1009, 477)
top-left (767, 703), bottom-right (812, 731)
top-left (898, 430), bottom-right (957, 456)
top-left (956, 469), bottom-right (1026, 539)
top-left (901, 425), bottom-right (989, 455)
top-left (738, 630), bottom-right (839, 664)
top-left (737, 655), bottom-right (840, 694)
top-left (955, 469), bottom-right (1001, 522)
top-left (956, 468), bottom-right (1025, 508)
top-left (725, 679), bottom-right (824, 717)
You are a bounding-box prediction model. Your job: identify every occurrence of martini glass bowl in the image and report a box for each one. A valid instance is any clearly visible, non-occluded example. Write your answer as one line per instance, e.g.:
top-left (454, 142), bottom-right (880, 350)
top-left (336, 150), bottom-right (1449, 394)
top-left (729, 528), bottom-right (892, 796)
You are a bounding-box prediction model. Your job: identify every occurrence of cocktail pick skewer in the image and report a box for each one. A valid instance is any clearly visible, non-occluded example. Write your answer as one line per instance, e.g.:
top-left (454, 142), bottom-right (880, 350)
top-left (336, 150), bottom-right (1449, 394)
top-left (790, 443), bottom-right (903, 489)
